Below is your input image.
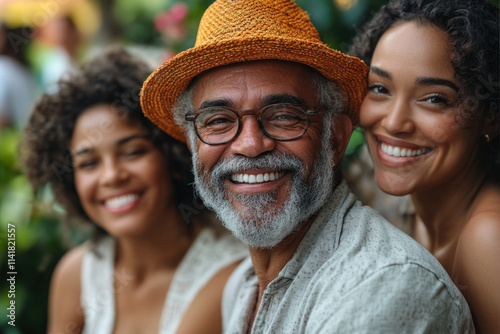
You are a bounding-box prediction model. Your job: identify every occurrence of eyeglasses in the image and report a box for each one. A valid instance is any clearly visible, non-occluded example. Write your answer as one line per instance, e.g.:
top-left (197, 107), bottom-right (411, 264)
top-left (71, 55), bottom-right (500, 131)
top-left (185, 103), bottom-right (318, 145)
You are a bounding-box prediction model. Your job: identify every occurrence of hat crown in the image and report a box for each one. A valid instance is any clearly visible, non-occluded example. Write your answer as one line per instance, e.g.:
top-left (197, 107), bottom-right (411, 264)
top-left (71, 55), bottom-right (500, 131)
top-left (196, 0), bottom-right (322, 46)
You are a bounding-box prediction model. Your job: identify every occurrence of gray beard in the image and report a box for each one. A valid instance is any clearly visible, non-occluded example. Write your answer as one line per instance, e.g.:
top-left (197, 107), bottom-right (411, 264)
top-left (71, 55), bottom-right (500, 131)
top-left (191, 137), bottom-right (335, 248)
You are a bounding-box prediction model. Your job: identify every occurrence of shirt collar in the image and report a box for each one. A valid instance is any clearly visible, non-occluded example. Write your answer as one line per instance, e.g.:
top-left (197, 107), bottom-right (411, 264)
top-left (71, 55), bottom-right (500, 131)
top-left (238, 180), bottom-right (353, 284)
top-left (279, 180), bottom-right (352, 280)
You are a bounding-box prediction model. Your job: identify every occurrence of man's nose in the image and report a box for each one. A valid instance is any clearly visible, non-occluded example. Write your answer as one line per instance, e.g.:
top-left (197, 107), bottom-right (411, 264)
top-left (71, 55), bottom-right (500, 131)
top-left (229, 115), bottom-right (276, 157)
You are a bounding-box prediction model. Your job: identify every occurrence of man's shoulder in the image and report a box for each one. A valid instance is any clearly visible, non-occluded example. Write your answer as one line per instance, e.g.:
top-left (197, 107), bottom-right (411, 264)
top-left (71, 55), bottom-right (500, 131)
top-left (337, 200), bottom-right (433, 266)
top-left (307, 200), bottom-right (464, 301)
top-left (295, 203), bottom-right (474, 331)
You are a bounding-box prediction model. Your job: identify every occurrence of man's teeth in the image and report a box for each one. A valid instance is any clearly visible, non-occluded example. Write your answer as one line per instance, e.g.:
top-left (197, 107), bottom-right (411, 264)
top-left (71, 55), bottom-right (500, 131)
top-left (381, 143), bottom-right (430, 157)
top-left (104, 194), bottom-right (139, 208)
top-left (230, 172), bottom-right (286, 184)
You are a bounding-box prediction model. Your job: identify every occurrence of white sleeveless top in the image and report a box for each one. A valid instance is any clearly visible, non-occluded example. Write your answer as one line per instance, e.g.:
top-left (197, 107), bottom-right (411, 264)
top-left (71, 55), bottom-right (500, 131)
top-left (80, 227), bottom-right (247, 334)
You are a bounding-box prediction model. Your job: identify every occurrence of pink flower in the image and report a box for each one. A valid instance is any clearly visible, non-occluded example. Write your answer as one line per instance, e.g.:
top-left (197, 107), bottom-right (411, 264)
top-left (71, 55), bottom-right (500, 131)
top-left (169, 2), bottom-right (188, 21)
top-left (154, 2), bottom-right (189, 41)
top-left (155, 12), bottom-right (173, 31)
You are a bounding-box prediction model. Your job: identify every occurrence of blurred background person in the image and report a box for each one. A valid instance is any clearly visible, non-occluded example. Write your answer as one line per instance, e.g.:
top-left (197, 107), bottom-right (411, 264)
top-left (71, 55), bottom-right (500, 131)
top-left (22, 48), bottom-right (246, 334)
top-left (0, 0), bottom-right (100, 93)
top-left (0, 23), bottom-right (37, 129)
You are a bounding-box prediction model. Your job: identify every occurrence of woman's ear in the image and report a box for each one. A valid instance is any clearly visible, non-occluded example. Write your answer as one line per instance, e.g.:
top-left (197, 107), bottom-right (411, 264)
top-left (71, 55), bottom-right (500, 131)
top-left (331, 114), bottom-right (353, 165)
top-left (481, 112), bottom-right (500, 142)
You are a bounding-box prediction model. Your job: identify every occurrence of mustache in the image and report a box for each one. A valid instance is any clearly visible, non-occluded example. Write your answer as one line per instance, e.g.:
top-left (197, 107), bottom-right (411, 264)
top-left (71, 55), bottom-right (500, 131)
top-left (209, 151), bottom-right (305, 181)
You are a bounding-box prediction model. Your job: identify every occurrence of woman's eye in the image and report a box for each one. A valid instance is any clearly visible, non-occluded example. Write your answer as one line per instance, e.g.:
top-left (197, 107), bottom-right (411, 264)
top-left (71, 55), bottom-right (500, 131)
top-left (368, 84), bottom-right (389, 95)
top-left (76, 160), bottom-right (96, 169)
top-left (425, 95), bottom-right (451, 106)
top-left (124, 149), bottom-right (146, 157)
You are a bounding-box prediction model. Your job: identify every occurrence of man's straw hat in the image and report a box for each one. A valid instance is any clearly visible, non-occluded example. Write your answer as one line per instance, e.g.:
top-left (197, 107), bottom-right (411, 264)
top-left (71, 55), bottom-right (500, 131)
top-left (141, 0), bottom-right (368, 143)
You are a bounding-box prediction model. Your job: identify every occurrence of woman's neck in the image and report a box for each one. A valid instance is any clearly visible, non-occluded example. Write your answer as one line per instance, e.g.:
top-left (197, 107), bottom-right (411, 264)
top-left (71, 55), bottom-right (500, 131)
top-left (411, 165), bottom-right (487, 252)
top-left (113, 210), bottom-right (200, 277)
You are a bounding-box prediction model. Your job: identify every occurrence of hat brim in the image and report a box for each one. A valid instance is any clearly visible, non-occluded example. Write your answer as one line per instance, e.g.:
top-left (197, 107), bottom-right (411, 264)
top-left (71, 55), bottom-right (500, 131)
top-left (141, 36), bottom-right (368, 143)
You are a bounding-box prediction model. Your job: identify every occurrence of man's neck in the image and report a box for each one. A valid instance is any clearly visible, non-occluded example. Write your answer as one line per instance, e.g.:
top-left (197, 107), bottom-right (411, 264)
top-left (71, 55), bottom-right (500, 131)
top-left (247, 215), bottom-right (316, 307)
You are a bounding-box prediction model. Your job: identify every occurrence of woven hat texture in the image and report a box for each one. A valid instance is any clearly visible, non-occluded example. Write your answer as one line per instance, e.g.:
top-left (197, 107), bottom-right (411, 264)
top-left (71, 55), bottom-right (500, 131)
top-left (141, 0), bottom-right (368, 143)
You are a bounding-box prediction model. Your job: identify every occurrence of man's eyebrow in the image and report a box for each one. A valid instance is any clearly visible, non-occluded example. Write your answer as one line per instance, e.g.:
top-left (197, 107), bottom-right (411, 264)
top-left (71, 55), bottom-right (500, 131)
top-left (199, 99), bottom-right (232, 109)
top-left (416, 77), bottom-right (459, 92)
top-left (198, 95), bottom-right (307, 110)
top-left (72, 134), bottom-right (149, 158)
top-left (262, 94), bottom-right (307, 106)
top-left (369, 66), bottom-right (391, 79)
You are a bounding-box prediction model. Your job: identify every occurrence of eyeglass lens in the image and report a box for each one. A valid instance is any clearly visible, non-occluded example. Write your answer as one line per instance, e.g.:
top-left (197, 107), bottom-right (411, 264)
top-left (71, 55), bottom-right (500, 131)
top-left (194, 105), bottom-right (310, 144)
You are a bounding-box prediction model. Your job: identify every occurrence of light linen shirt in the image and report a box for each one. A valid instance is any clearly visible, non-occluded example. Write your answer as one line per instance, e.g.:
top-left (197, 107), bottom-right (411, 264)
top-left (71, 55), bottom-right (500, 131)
top-left (223, 181), bottom-right (474, 334)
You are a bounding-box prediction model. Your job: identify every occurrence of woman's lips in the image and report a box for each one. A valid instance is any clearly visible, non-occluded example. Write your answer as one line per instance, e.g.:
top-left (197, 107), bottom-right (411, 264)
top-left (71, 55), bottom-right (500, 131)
top-left (380, 142), bottom-right (431, 157)
top-left (101, 192), bottom-right (142, 213)
top-left (372, 134), bottom-right (434, 167)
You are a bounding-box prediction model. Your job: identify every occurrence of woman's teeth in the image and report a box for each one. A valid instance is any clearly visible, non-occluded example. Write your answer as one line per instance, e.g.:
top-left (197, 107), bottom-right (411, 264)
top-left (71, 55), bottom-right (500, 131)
top-left (381, 143), bottom-right (430, 157)
top-left (104, 194), bottom-right (139, 208)
top-left (230, 172), bottom-right (286, 184)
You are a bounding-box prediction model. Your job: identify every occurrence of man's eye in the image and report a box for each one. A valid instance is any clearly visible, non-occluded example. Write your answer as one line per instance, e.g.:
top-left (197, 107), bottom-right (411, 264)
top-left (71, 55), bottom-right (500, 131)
top-left (205, 117), bottom-right (234, 127)
top-left (198, 110), bottom-right (237, 129)
top-left (268, 112), bottom-right (303, 123)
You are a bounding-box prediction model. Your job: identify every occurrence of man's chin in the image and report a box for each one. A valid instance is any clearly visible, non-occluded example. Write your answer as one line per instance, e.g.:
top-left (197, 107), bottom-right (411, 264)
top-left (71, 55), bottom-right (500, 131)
top-left (222, 222), bottom-right (286, 249)
top-left (216, 206), bottom-right (299, 249)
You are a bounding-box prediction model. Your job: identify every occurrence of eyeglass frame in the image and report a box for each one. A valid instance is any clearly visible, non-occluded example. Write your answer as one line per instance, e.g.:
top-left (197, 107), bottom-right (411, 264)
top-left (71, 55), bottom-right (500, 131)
top-left (184, 103), bottom-right (318, 145)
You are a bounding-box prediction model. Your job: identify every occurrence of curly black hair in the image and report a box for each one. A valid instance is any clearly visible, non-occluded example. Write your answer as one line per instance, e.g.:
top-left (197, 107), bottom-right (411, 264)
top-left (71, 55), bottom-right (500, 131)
top-left (22, 48), bottom-right (199, 235)
top-left (350, 0), bottom-right (500, 179)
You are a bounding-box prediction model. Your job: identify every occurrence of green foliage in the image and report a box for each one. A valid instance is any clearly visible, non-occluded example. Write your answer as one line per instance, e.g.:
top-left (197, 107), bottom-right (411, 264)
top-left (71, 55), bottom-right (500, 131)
top-left (0, 129), bottom-right (85, 333)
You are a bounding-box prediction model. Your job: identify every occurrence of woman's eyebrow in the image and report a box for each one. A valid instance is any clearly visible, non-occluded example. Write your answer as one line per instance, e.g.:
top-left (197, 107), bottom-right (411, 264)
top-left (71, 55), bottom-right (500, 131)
top-left (117, 134), bottom-right (150, 146)
top-left (72, 147), bottom-right (94, 158)
top-left (415, 77), bottom-right (459, 92)
top-left (72, 134), bottom-right (149, 158)
top-left (369, 66), bottom-right (391, 79)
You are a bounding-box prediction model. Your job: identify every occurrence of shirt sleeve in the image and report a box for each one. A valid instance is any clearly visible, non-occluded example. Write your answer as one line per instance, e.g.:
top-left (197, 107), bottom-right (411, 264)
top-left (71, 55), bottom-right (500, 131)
top-left (309, 263), bottom-right (475, 333)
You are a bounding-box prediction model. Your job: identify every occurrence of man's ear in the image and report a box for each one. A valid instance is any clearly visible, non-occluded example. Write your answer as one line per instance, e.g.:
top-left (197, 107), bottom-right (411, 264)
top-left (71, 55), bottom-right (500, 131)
top-left (331, 114), bottom-right (352, 165)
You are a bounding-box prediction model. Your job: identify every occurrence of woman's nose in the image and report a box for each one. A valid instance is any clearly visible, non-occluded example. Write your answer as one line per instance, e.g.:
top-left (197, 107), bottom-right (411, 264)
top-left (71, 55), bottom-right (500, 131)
top-left (381, 99), bottom-right (414, 134)
top-left (99, 159), bottom-right (129, 186)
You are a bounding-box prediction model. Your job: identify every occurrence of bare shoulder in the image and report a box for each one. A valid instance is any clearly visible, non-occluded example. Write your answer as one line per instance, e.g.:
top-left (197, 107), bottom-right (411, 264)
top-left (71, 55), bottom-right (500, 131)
top-left (460, 184), bottom-right (500, 251)
top-left (47, 244), bottom-right (88, 334)
top-left (454, 185), bottom-right (500, 333)
top-left (54, 244), bottom-right (87, 279)
top-left (176, 261), bottom-right (242, 334)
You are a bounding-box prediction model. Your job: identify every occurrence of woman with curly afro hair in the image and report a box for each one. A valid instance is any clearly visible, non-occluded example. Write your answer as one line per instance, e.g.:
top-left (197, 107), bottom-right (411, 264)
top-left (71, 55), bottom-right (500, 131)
top-left (22, 48), bottom-right (246, 334)
top-left (350, 0), bottom-right (499, 331)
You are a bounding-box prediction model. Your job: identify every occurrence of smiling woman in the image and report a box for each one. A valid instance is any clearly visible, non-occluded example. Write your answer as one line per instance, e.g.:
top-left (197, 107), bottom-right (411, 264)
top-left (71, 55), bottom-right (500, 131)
top-left (21, 48), bottom-right (246, 334)
top-left (350, 0), bottom-right (500, 332)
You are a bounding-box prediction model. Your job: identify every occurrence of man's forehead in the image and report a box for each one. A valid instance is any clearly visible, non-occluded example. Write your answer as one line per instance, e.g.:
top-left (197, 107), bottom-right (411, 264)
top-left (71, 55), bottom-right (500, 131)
top-left (190, 60), bottom-right (317, 108)
top-left (192, 59), bottom-right (314, 82)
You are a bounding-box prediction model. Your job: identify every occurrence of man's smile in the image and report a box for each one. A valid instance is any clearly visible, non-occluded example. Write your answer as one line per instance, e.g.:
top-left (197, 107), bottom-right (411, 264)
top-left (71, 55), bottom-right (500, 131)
top-left (230, 171), bottom-right (286, 184)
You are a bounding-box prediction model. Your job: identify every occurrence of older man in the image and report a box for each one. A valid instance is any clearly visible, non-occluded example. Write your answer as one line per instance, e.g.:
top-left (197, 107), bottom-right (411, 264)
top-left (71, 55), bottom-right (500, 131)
top-left (141, 0), bottom-right (474, 332)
